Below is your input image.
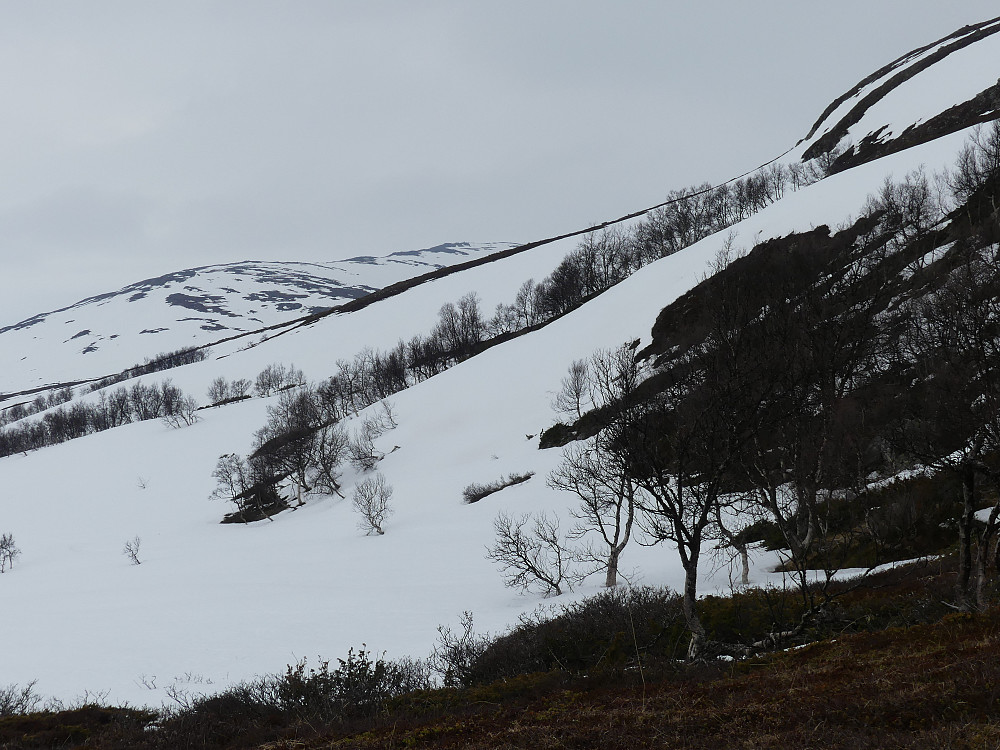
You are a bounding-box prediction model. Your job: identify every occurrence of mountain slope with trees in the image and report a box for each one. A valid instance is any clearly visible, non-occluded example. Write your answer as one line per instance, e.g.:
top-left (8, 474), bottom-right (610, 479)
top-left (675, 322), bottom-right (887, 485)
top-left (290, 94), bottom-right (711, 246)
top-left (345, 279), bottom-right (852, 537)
top-left (0, 16), bottom-right (998, 720)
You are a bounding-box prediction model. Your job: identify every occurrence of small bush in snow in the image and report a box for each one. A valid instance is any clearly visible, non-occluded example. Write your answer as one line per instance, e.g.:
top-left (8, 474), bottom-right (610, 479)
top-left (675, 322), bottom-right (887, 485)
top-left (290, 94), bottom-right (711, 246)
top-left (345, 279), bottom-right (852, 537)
top-left (462, 471), bottom-right (534, 504)
top-left (0, 533), bottom-right (19, 573)
top-left (353, 473), bottom-right (394, 535)
top-left (123, 536), bottom-right (142, 566)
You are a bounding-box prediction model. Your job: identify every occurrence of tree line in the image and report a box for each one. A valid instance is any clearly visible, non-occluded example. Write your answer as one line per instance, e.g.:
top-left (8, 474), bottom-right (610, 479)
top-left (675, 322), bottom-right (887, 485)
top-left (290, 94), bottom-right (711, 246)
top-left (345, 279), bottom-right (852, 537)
top-left (0, 346), bottom-right (207, 430)
top-left (0, 379), bottom-right (199, 458)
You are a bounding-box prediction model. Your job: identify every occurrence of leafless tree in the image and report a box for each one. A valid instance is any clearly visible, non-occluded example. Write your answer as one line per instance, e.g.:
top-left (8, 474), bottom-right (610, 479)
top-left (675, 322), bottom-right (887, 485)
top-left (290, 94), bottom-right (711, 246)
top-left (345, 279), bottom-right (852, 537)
top-left (510, 279), bottom-right (544, 329)
top-left (948, 120), bottom-right (1000, 204)
top-left (348, 406), bottom-right (396, 472)
top-left (804, 139), bottom-right (850, 181)
top-left (229, 378), bottom-right (253, 399)
top-left (551, 358), bottom-right (591, 420)
top-left (370, 400), bottom-right (398, 432)
top-left (348, 427), bottom-right (381, 473)
top-left (254, 363), bottom-right (305, 398)
top-left (210, 453), bottom-right (282, 523)
top-left (893, 241), bottom-right (1000, 610)
top-left (313, 421), bottom-right (349, 497)
top-left (486, 512), bottom-right (572, 596)
top-left (353, 472), bottom-right (394, 535)
top-left (252, 385), bottom-right (321, 506)
top-left (130, 381), bottom-right (163, 421)
top-left (123, 536), bottom-right (142, 565)
top-left (430, 611), bottom-right (490, 688)
top-left (207, 376), bottom-right (252, 404)
top-left (549, 345), bottom-right (643, 588)
top-left (0, 533), bottom-right (19, 573)
top-left (433, 292), bottom-right (486, 362)
top-left (0, 681), bottom-right (40, 716)
top-left (210, 453), bottom-right (254, 517)
top-left (162, 395), bottom-right (200, 428)
top-left (552, 443), bottom-right (636, 587)
top-left (207, 376), bottom-right (230, 404)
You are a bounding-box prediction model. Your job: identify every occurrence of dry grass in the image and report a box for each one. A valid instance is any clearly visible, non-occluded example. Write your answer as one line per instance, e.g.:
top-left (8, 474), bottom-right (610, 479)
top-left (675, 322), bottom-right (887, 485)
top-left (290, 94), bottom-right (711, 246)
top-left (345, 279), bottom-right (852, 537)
top-left (294, 608), bottom-right (1000, 749)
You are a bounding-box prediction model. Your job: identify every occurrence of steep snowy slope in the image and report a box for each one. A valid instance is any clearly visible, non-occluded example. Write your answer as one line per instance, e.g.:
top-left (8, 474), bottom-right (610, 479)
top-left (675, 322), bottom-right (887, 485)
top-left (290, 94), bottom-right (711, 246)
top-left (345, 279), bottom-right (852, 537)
top-left (0, 20), bottom-right (998, 707)
top-left (0, 242), bottom-right (515, 394)
top-left (791, 15), bottom-right (1000, 169)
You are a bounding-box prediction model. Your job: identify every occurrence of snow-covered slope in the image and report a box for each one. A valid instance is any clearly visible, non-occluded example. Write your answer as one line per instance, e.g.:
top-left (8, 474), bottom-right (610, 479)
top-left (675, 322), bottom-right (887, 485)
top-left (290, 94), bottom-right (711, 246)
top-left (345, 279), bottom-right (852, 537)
top-left (0, 20), bottom-right (998, 707)
top-left (792, 15), bottom-right (1000, 169)
top-left (0, 242), bottom-right (515, 394)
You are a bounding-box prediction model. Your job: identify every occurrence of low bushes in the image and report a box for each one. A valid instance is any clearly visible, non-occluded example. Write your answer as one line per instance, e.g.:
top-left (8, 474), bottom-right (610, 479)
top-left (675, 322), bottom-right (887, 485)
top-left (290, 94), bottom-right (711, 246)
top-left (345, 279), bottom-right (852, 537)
top-left (435, 587), bottom-right (687, 688)
top-left (462, 472), bottom-right (534, 504)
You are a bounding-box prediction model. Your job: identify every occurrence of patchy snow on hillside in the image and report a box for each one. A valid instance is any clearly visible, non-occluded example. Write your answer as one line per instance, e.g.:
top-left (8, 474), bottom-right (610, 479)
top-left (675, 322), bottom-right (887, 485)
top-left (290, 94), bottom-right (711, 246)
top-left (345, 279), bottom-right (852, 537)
top-left (0, 242), bottom-right (516, 394)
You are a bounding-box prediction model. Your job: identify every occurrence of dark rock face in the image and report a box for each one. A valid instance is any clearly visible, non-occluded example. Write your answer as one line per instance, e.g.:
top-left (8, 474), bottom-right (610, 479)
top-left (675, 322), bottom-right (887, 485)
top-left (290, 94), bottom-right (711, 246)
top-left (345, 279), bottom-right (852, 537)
top-left (165, 293), bottom-right (238, 317)
top-left (829, 83), bottom-right (1000, 173)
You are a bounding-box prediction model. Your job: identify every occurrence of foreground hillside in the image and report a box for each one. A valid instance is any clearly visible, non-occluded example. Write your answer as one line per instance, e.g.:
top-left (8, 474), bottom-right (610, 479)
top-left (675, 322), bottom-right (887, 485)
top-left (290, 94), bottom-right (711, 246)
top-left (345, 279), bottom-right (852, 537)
top-left (300, 608), bottom-right (1000, 750)
top-left (2, 565), bottom-right (997, 749)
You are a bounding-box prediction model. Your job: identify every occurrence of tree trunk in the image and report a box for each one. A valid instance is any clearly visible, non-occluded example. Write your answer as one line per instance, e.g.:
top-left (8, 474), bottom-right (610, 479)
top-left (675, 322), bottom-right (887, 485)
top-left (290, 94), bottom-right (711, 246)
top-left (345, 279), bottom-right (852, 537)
top-left (682, 555), bottom-right (706, 660)
top-left (605, 548), bottom-right (620, 588)
top-left (958, 466), bottom-right (976, 610)
top-left (975, 503), bottom-right (1000, 609)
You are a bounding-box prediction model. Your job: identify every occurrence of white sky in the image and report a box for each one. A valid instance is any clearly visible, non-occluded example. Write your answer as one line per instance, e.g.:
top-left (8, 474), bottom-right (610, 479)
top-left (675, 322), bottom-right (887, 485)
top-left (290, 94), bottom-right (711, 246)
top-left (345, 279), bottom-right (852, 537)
top-left (1, 1), bottom-right (997, 325)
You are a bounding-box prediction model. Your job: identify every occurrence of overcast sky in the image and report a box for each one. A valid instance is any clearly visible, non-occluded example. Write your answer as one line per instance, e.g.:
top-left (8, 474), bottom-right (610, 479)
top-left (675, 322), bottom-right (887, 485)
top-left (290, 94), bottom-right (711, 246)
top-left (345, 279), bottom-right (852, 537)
top-left (0, 1), bottom-right (997, 325)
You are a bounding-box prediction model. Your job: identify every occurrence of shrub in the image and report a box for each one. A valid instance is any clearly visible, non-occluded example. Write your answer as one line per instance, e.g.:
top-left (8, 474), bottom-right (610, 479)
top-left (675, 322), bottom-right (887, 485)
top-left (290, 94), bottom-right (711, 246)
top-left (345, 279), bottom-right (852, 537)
top-left (453, 586), bottom-right (686, 687)
top-left (462, 471), bottom-right (534, 503)
top-left (430, 612), bottom-right (492, 688)
top-left (486, 512), bottom-right (572, 596)
top-left (0, 682), bottom-right (40, 716)
top-left (0, 533), bottom-right (19, 573)
top-left (122, 536), bottom-right (142, 566)
top-left (353, 473), bottom-right (394, 535)
top-left (155, 649), bottom-right (431, 745)
top-left (278, 650), bottom-right (430, 721)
